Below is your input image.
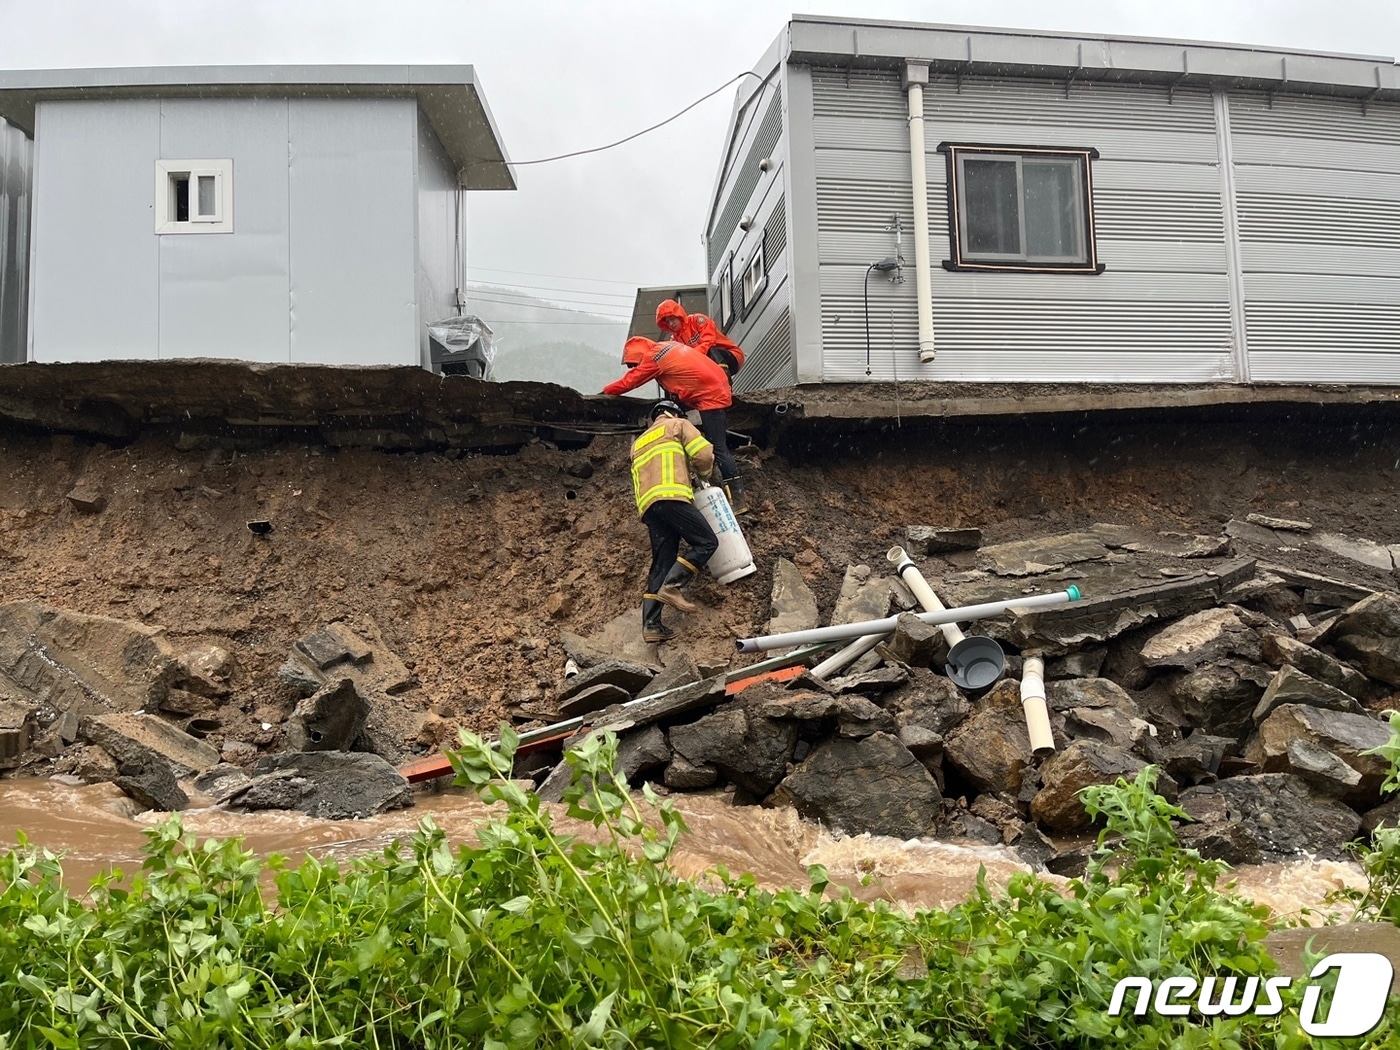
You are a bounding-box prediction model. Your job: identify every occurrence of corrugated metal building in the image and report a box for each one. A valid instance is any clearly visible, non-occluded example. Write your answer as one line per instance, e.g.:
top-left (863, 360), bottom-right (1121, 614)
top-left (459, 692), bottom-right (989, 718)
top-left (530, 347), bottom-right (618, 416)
top-left (707, 17), bottom-right (1400, 391)
top-left (0, 118), bottom-right (30, 364)
top-left (0, 66), bottom-right (513, 367)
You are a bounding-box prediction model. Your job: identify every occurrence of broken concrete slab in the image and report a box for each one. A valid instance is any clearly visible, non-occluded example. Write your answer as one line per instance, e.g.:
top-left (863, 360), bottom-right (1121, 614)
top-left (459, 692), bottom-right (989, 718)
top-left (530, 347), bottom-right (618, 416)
top-left (583, 676), bottom-right (727, 740)
top-left (1122, 533), bottom-right (1231, 559)
top-left (977, 532), bottom-right (1108, 577)
top-left (283, 678), bottom-right (371, 752)
top-left (229, 751), bottom-right (413, 819)
top-left (766, 558), bottom-right (820, 636)
top-left (1251, 665), bottom-right (1367, 725)
top-left (1260, 631), bottom-right (1371, 700)
top-left (1308, 532), bottom-right (1395, 573)
top-left (770, 732), bottom-right (940, 840)
top-left (636, 652), bottom-right (700, 699)
top-left (0, 600), bottom-right (181, 717)
top-left (906, 525), bottom-right (982, 554)
top-left (1319, 592), bottom-right (1400, 687)
top-left (556, 659), bottom-right (656, 706)
top-left (1246, 513), bottom-right (1313, 533)
top-left (1007, 558), bottom-right (1256, 654)
top-left (0, 700), bottom-right (36, 769)
top-left (1259, 562), bottom-right (1377, 605)
top-left (81, 713), bottom-right (220, 778)
top-left (557, 682), bottom-right (632, 719)
top-left (831, 565), bottom-right (893, 625)
top-left (562, 614), bottom-right (669, 669)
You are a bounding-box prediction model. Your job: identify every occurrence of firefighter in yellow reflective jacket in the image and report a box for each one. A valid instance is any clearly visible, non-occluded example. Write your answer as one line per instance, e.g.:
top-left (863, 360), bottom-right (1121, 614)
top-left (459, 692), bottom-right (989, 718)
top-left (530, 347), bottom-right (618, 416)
top-left (630, 399), bottom-right (719, 643)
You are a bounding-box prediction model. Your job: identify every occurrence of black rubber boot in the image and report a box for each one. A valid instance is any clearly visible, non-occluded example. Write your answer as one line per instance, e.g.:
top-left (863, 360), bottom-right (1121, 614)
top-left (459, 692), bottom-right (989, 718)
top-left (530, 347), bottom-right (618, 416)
top-left (724, 476), bottom-right (749, 516)
top-left (642, 597), bottom-right (673, 643)
top-left (656, 558), bottom-right (700, 613)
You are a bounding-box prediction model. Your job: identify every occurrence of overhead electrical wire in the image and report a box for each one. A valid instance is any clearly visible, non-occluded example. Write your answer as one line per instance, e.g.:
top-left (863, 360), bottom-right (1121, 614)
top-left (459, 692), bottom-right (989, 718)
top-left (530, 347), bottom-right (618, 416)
top-left (467, 281), bottom-right (635, 305)
top-left (502, 70), bottom-right (762, 167)
top-left (464, 265), bottom-right (641, 289)
top-left (467, 289), bottom-right (633, 315)
top-left (465, 293), bottom-right (629, 321)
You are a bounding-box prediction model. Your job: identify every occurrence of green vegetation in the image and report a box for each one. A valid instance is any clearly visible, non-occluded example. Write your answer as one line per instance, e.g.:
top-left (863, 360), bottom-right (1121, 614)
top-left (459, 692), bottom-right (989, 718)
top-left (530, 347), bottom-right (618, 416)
top-left (0, 726), bottom-right (1395, 1048)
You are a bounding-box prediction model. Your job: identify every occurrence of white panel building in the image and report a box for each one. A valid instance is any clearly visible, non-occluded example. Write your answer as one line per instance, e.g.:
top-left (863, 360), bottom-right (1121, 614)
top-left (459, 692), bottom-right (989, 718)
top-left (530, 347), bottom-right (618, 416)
top-left (707, 17), bottom-right (1400, 391)
top-left (0, 66), bottom-right (513, 367)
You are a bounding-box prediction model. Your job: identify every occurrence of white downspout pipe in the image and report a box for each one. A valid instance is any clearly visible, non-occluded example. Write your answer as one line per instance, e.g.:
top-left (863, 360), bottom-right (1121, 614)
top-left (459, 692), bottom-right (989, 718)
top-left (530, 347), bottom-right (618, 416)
top-left (1020, 655), bottom-right (1056, 756)
top-left (903, 61), bottom-right (936, 364)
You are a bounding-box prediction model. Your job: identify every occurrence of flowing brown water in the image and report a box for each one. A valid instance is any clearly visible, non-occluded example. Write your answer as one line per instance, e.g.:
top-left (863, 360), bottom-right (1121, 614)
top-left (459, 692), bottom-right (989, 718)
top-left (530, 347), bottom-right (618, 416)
top-left (0, 779), bottom-right (1366, 923)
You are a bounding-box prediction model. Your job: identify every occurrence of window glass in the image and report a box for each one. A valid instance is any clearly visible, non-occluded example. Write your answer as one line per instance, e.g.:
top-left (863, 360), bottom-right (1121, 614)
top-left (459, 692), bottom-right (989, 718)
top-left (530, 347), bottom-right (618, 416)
top-left (963, 158), bottom-right (1020, 256)
top-left (196, 175), bottom-right (217, 218)
top-left (1023, 158), bottom-right (1082, 259)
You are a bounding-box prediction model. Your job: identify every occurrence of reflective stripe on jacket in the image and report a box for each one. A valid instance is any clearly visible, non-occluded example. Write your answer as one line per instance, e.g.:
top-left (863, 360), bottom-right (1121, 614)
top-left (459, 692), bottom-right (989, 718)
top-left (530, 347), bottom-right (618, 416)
top-left (629, 416), bottom-right (715, 516)
top-left (603, 339), bottom-right (733, 410)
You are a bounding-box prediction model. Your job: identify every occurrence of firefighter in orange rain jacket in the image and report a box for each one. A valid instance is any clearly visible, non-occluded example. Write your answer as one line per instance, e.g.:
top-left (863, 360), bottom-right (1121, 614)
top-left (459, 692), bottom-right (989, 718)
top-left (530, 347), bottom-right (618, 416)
top-left (655, 299), bottom-right (746, 382)
top-left (602, 337), bottom-right (749, 514)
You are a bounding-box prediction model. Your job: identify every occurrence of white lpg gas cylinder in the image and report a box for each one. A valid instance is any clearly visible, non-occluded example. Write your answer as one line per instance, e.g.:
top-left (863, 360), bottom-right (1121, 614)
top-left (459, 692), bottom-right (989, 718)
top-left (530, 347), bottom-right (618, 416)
top-left (693, 483), bottom-right (756, 584)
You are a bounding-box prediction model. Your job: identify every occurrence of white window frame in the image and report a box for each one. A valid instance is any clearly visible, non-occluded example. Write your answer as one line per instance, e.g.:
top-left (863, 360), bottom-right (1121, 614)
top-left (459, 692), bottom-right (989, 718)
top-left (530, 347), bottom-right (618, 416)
top-left (155, 159), bottom-right (234, 234)
top-left (740, 234), bottom-right (767, 318)
top-left (716, 254), bottom-right (734, 329)
top-left (940, 143), bottom-right (1101, 274)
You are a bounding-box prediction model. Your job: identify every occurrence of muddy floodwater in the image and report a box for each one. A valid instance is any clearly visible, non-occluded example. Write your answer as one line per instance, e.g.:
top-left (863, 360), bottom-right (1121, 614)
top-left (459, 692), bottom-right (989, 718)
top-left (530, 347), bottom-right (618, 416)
top-left (0, 778), bottom-right (1367, 924)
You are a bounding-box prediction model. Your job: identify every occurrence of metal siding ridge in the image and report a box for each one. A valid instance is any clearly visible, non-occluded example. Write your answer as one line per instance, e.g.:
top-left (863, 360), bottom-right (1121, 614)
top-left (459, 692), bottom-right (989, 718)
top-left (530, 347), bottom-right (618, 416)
top-left (1249, 351), bottom-right (1400, 383)
top-left (1215, 89), bottom-right (1249, 382)
top-left (817, 349), bottom-right (1236, 383)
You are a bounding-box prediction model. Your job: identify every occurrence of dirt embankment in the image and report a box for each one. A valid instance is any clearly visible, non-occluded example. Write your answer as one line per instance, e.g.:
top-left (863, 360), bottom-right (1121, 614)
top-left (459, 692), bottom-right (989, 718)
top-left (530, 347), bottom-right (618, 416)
top-left (1, 407), bottom-right (1397, 767)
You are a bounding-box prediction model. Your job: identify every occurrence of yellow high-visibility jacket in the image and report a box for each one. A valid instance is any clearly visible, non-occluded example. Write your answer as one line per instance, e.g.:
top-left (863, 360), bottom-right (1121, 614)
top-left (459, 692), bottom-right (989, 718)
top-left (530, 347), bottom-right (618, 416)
top-left (629, 416), bottom-right (715, 516)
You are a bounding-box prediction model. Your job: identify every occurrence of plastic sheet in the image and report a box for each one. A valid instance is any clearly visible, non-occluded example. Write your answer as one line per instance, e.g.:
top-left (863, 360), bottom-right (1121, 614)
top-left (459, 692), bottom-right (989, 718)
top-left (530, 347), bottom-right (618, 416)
top-left (428, 314), bottom-right (496, 379)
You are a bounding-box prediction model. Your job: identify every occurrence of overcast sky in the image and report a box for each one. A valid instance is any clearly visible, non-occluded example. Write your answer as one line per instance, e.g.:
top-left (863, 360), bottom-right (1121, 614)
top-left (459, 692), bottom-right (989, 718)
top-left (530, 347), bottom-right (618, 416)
top-left (1, 1), bottom-right (1396, 322)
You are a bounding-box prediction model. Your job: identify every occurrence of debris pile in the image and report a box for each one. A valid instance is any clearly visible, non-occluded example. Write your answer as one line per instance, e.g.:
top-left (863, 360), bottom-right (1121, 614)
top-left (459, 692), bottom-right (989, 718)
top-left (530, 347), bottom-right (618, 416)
top-left (519, 518), bottom-right (1400, 870)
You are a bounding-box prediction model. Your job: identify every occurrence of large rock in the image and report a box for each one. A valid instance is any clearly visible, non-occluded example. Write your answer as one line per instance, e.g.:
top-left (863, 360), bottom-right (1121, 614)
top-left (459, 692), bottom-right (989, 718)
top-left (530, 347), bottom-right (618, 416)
top-left (81, 712), bottom-right (220, 778)
top-left (881, 613), bottom-right (945, 668)
top-left (669, 706), bottom-right (796, 796)
top-left (1251, 665), bottom-right (1367, 725)
top-left (1031, 740), bottom-right (1163, 833)
top-left (884, 669), bottom-right (970, 737)
top-left (1158, 733), bottom-right (1234, 786)
top-left (943, 680), bottom-right (1032, 795)
top-left (757, 692), bottom-right (898, 739)
top-left (831, 565), bottom-right (892, 625)
top-left (1063, 706), bottom-right (1157, 756)
top-left (283, 678), bottom-right (371, 752)
top-left (1260, 632), bottom-right (1371, 700)
top-left (1168, 659), bottom-right (1274, 738)
top-left (1180, 774), bottom-right (1362, 860)
top-left (227, 751), bottom-right (413, 819)
top-left (615, 725), bottom-right (671, 782)
top-left (1140, 608), bottom-right (1260, 669)
top-left (278, 620), bottom-right (414, 699)
top-left (114, 757), bottom-right (189, 812)
top-left (557, 682), bottom-right (631, 719)
top-left (766, 558), bottom-right (820, 635)
top-left (827, 665), bottom-right (909, 696)
top-left (1248, 704), bottom-right (1391, 806)
top-left (0, 700), bottom-right (36, 769)
top-left (906, 525), bottom-right (982, 554)
top-left (0, 600), bottom-right (181, 716)
top-left (1046, 677), bottom-right (1139, 715)
top-left (663, 753), bottom-right (718, 790)
top-left (770, 732), bottom-right (940, 839)
top-left (1320, 593), bottom-right (1400, 687)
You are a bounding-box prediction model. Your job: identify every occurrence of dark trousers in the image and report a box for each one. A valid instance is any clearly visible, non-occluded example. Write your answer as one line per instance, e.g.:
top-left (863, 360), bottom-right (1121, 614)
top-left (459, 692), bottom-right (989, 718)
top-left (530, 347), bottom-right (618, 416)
top-left (698, 408), bottom-right (739, 481)
top-left (642, 499), bottom-right (719, 595)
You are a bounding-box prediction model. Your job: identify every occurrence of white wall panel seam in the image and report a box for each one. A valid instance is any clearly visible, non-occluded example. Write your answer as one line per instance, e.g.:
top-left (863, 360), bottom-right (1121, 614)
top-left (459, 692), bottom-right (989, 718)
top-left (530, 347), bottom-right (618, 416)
top-left (1214, 89), bottom-right (1248, 382)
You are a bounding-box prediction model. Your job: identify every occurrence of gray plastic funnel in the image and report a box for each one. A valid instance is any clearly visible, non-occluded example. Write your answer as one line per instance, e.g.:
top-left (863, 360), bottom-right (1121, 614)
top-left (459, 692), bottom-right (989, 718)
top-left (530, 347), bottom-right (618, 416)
top-left (945, 635), bottom-right (1005, 691)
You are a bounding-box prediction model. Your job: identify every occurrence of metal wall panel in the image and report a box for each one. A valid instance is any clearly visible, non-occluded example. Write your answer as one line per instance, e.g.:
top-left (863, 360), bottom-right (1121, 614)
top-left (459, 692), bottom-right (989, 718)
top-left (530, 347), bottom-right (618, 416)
top-left (708, 86), bottom-right (783, 280)
top-left (156, 98), bottom-right (290, 362)
top-left (30, 100), bottom-right (160, 362)
top-left (808, 68), bottom-right (1232, 384)
top-left (0, 118), bottom-right (30, 362)
top-left (415, 108), bottom-right (458, 368)
top-left (288, 99), bottom-right (418, 364)
top-left (737, 306), bottom-right (795, 391)
top-left (1249, 352), bottom-right (1400, 383)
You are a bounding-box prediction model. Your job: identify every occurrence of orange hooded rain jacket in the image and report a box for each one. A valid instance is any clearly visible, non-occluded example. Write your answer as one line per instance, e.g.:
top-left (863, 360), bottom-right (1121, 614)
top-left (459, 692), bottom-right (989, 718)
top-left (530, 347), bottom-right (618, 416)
top-left (655, 300), bottom-right (745, 373)
top-left (603, 337), bottom-right (733, 411)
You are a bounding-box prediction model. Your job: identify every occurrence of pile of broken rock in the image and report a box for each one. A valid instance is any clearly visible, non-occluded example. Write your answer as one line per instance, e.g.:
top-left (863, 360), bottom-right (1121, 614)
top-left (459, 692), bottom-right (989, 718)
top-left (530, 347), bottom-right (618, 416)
top-left (525, 520), bottom-right (1400, 874)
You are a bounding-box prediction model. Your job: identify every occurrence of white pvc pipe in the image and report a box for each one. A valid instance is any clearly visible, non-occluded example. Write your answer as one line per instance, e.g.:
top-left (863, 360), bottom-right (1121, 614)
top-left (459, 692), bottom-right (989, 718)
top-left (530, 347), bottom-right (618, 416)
top-left (736, 587), bottom-right (1082, 654)
top-left (1020, 655), bottom-right (1056, 756)
top-left (811, 631), bottom-right (887, 680)
top-left (887, 546), bottom-right (964, 646)
top-left (905, 68), bottom-right (936, 364)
